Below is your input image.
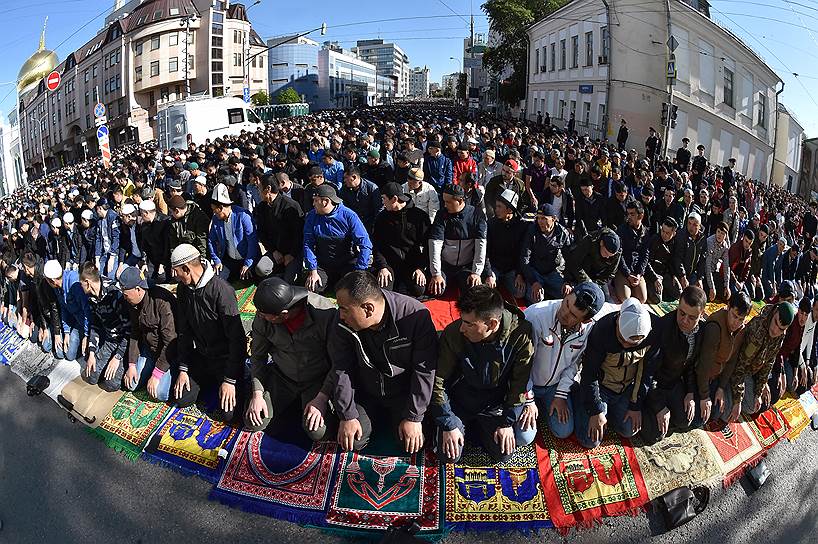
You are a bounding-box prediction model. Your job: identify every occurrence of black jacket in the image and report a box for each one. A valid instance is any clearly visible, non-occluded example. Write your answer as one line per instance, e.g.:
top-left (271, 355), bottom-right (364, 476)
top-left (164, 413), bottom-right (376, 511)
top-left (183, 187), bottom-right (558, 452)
top-left (646, 310), bottom-right (703, 414)
top-left (543, 188), bottom-right (575, 230)
top-left (330, 289), bottom-right (438, 423)
top-left (563, 229), bottom-right (622, 285)
top-left (139, 214), bottom-right (172, 268)
top-left (574, 190), bottom-right (604, 237)
top-left (521, 221), bottom-right (572, 281)
top-left (673, 230), bottom-right (707, 280)
top-left (170, 202), bottom-right (211, 258)
top-left (602, 195), bottom-right (633, 230)
top-left (87, 277), bottom-right (131, 358)
top-left (254, 193), bottom-right (304, 258)
top-left (62, 226), bottom-right (83, 265)
top-left (372, 202), bottom-right (431, 273)
top-left (645, 232), bottom-right (679, 279)
top-left (616, 222), bottom-right (650, 277)
top-left (486, 215), bottom-right (528, 275)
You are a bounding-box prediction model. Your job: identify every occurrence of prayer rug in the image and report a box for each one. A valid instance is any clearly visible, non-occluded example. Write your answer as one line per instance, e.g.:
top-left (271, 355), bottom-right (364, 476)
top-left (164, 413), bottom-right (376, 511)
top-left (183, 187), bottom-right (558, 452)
top-left (87, 391), bottom-right (172, 460)
top-left (423, 292), bottom-right (462, 332)
top-left (0, 326), bottom-right (27, 366)
top-left (57, 377), bottom-right (124, 429)
top-left (744, 407), bottom-right (789, 449)
top-left (535, 431), bottom-right (649, 530)
top-left (698, 420), bottom-right (763, 486)
top-left (143, 404), bottom-right (240, 482)
top-left (42, 359), bottom-right (82, 401)
top-left (633, 431), bottom-right (722, 500)
top-left (704, 302), bottom-right (726, 316)
top-left (650, 301), bottom-right (678, 317)
top-left (799, 389), bottom-right (818, 418)
top-left (775, 395), bottom-right (810, 441)
top-left (236, 284), bottom-right (257, 321)
top-left (9, 341), bottom-right (58, 383)
top-left (325, 448), bottom-right (443, 537)
top-left (445, 442), bottom-right (552, 531)
top-left (211, 430), bottom-right (339, 525)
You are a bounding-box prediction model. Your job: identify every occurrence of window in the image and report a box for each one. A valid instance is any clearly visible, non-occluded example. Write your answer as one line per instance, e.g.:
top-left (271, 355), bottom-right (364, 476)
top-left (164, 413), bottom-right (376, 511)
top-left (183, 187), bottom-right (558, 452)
top-left (550, 43), bottom-right (555, 71)
top-left (583, 102), bottom-right (591, 125)
top-left (169, 33), bottom-right (178, 46)
top-left (212, 73), bottom-right (223, 84)
top-left (213, 12), bottom-right (224, 23)
top-left (251, 56), bottom-right (257, 68)
top-left (601, 26), bottom-right (609, 63)
top-left (92, 64), bottom-right (98, 77)
top-left (150, 60), bottom-right (159, 77)
top-left (161, 86), bottom-right (169, 100)
top-left (104, 80), bottom-right (110, 94)
top-left (188, 55), bottom-right (194, 70)
top-left (535, 49), bottom-right (540, 73)
top-left (560, 39), bottom-right (566, 70)
top-left (151, 35), bottom-right (160, 50)
top-left (212, 36), bottom-right (222, 47)
top-left (585, 31), bottom-right (594, 66)
top-left (212, 23), bottom-right (223, 36)
top-left (135, 41), bottom-right (143, 56)
top-left (571, 36), bottom-right (579, 68)
top-left (758, 92), bottom-right (767, 127)
top-left (188, 32), bottom-right (194, 45)
top-left (559, 99), bottom-right (565, 118)
top-left (84, 91), bottom-right (89, 105)
top-left (212, 48), bottom-right (222, 59)
top-left (723, 68), bottom-right (734, 108)
top-left (570, 100), bottom-right (576, 116)
top-left (233, 52), bottom-right (242, 67)
top-left (149, 91), bottom-right (155, 106)
top-left (84, 69), bottom-right (89, 82)
top-left (135, 66), bottom-right (142, 82)
top-left (227, 108), bottom-right (244, 124)
top-left (86, 114), bottom-right (90, 129)
top-left (258, 56), bottom-right (263, 68)
top-left (169, 7), bottom-right (179, 15)
top-left (169, 57), bottom-right (178, 72)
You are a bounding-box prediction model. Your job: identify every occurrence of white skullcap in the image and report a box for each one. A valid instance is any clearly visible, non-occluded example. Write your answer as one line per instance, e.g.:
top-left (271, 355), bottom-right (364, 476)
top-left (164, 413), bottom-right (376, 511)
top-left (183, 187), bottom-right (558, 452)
top-left (81, 209), bottom-right (93, 221)
top-left (50, 218), bottom-right (62, 228)
top-left (63, 212), bottom-right (75, 223)
top-left (43, 260), bottom-right (63, 279)
top-left (139, 200), bottom-right (156, 212)
top-left (121, 203), bottom-right (137, 215)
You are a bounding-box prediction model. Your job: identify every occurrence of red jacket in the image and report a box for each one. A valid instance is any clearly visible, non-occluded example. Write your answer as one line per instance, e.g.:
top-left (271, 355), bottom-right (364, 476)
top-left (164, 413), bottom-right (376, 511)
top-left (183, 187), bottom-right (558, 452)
top-left (453, 157), bottom-right (477, 185)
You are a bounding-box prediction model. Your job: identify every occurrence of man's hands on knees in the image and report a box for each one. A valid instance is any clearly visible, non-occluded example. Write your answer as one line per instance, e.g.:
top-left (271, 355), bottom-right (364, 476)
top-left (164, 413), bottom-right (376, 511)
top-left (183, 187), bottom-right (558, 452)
top-left (246, 390), bottom-right (268, 428)
top-left (338, 418), bottom-right (363, 452)
top-left (304, 392), bottom-right (329, 432)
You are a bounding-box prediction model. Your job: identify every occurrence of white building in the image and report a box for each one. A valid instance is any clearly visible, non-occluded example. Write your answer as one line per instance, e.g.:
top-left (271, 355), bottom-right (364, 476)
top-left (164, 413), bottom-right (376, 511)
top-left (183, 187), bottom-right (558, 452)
top-left (4, 109), bottom-right (26, 192)
top-left (800, 138), bottom-right (818, 200)
top-left (526, 0), bottom-right (782, 182)
top-left (351, 39), bottom-right (410, 97)
top-left (408, 66), bottom-right (430, 98)
top-left (772, 104), bottom-right (804, 192)
top-left (316, 44), bottom-right (377, 109)
top-left (442, 73), bottom-right (459, 95)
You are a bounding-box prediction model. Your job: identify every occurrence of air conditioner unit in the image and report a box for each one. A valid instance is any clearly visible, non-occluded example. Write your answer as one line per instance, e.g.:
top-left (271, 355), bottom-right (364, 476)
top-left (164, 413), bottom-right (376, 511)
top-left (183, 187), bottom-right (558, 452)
top-left (540, 65), bottom-right (547, 72)
top-left (598, 55), bottom-right (608, 65)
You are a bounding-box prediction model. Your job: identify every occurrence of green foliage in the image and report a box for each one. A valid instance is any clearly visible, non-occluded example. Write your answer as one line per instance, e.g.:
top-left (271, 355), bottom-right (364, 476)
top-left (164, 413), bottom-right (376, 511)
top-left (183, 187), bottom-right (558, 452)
top-left (251, 90), bottom-right (270, 106)
top-left (275, 87), bottom-right (302, 105)
top-left (481, 0), bottom-right (570, 104)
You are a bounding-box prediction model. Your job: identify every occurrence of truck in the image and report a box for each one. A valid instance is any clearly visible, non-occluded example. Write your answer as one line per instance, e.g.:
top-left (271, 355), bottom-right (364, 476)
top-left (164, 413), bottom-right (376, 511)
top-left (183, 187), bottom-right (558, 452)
top-left (156, 95), bottom-right (265, 150)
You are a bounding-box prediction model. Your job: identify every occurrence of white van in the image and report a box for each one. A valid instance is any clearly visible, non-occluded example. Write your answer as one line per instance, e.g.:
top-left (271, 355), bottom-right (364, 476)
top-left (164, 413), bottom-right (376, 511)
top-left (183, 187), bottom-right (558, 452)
top-left (156, 96), bottom-right (264, 149)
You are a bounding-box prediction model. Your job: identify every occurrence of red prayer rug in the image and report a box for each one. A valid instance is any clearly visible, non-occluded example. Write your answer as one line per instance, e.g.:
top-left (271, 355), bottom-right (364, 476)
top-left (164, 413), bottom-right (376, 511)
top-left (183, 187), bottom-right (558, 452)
top-left (210, 430), bottom-right (339, 525)
top-left (423, 294), bottom-right (461, 332)
top-left (535, 431), bottom-right (649, 531)
top-left (698, 421), bottom-right (763, 486)
top-left (744, 407), bottom-right (789, 449)
top-left (325, 448), bottom-right (443, 537)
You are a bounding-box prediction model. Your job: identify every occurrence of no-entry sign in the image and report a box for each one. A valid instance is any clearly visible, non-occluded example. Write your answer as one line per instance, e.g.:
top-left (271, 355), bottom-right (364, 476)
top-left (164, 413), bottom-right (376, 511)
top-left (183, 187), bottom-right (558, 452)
top-left (46, 70), bottom-right (61, 92)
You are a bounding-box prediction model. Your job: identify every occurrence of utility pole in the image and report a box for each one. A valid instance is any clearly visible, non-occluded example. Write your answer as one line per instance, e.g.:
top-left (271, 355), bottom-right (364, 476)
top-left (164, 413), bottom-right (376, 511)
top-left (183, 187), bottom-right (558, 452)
top-left (180, 15), bottom-right (197, 98)
top-left (663, 0), bottom-right (674, 159)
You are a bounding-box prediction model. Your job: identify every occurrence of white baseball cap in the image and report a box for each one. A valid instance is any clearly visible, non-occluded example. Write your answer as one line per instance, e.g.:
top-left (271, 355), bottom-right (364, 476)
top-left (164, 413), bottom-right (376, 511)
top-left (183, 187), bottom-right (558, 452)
top-left (43, 259), bottom-right (63, 280)
top-left (617, 298), bottom-right (652, 343)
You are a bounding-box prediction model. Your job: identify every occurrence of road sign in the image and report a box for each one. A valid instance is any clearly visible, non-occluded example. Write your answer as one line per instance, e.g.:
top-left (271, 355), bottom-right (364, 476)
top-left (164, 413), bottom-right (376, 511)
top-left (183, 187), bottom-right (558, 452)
top-left (94, 103), bottom-right (106, 118)
top-left (579, 84), bottom-right (594, 94)
top-left (94, 115), bottom-right (107, 126)
top-left (243, 86), bottom-right (250, 103)
top-left (666, 61), bottom-right (677, 79)
top-left (97, 124), bottom-right (111, 169)
top-left (46, 70), bottom-right (61, 92)
top-left (97, 125), bottom-right (109, 140)
top-left (667, 35), bottom-right (679, 52)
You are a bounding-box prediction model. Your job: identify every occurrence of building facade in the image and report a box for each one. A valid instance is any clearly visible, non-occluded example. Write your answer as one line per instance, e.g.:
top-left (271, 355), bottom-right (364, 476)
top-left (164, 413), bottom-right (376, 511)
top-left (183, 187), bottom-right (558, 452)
top-left (316, 44), bottom-right (377, 110)
top-left (771, 104), bottom-right (804, 193)
top-left (526, 0), bottom-right (782, 181)
top-left (16, 0), bottom-right (268, 179)
top-left (442, 73), bottom-right (458, 95)
top-left (800, 138), bottom-right (818, 201)
top-left (351, 39), bottom-right (410, 97)
top-left (408, 66), bottom-right (430, 98)
top-left (266, 35), bottom-right (319, 104)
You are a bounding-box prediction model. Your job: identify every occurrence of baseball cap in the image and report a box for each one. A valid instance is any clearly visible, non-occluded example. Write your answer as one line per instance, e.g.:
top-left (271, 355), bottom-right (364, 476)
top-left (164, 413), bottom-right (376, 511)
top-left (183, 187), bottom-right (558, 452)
top-left (367, 149), bottom-right (380, 159)
top-left (505, 159), bottom-right (519, 171)
top-left (168, 195), bottom-right (187, 209)
top-left (537, 203), bottom-right (559, 217)
top-left (167, 178), bottom-right (183, 190)
top-left (778, 280), bottom-right (796, 297)
top-left (381, 182), bottom-right (410, 202)
top-left (443, 184), bottom-right (465, 199)
top-left (308, 165), bottom-right (323, 178)
top-left (43, 260), bottom-right (63, 280)
top-left (187, 162), bottom-right (199, 171)
top-left (572, 281), bottom-right (605, 316)
top-left (617, 298), bottom-right (652, 343)
top-left (777, 301), bottom-right (797, 326)
top-left (601, 230), bottom-right (621, 253)
top-left (170, 243), bottom-right (201, 268)
top-left (119, 266), bottom-right (149, 290)
top-left (484, 149), bottom-right (495, 159)
top-left (254, 277), bottom-right (309, 315)
top-left (314, 184), bottom-right (341, 204)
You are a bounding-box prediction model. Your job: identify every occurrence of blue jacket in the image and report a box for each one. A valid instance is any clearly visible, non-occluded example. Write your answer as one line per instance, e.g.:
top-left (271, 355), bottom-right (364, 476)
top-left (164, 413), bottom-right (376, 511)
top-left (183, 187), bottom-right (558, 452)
top-left (52, 269), bottom-right (90, 335)
top-left (308, 148), bottom-right (325, 164)
top-left (321, 160), bottom-right (345, 189)
top-left (303, 202), bottom-right (372, 271)
top-left (761, 244), bottom-right (784, 285)
top-left (208, 206), bottom-right (259, 267)
top-left (339, 178), bottom-right (382, 230)
top-left (94, 209), bottom-right (120, 258)
top-left (423, 153), bottom-right (453, 189)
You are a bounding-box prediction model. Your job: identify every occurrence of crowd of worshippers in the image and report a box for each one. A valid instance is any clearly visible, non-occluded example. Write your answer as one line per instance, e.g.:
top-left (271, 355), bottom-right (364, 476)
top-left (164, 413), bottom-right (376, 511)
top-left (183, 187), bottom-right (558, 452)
top-left (1, 105), bottom-right (818, 460)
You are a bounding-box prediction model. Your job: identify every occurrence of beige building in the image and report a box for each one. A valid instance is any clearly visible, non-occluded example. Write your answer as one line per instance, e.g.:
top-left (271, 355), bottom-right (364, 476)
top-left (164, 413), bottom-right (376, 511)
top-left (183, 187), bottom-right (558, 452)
top-left (526, 0), bottom-right (782, 181)
top-left (771, 103), bottom-right (804, 193)
top-left (16, 0), bottom-right (268, 178)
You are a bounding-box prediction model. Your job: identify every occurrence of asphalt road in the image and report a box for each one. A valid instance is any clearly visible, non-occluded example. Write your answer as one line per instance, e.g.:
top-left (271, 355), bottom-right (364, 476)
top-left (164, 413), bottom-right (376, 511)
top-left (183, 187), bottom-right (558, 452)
top-left (1, 365), bottom-right (816, 544)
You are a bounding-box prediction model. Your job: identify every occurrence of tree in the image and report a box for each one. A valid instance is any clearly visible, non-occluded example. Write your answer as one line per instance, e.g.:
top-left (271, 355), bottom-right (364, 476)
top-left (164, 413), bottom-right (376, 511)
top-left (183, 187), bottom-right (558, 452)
top-left (276, 87), bottom-right (302, 105)
top-left (251, 90), bottom-right (270, 106)
top-left (481, 0), bottom-right (570, 105)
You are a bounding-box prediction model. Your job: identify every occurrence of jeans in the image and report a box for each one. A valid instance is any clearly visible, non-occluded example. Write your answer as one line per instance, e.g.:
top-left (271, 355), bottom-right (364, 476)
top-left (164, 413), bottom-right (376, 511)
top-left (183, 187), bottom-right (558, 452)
top-left (485, 266), bottom-right (524, 299)
top-left (574, 386), bottom-right (637, 449)
top-left (33, 325), bottom-right (52, 353)
top-left (435, 412), bottom-right (537, 464)
top-left (4, 304), bottom-right (17, 330)
top-left (533, 384), bottom-right (574, 439)
top-left (54, 327), bottom-right (83, 361)
top-left (527, 269), bottom-right (564, 302)
top-left (127, 346), bottom-right (172, 402)
top-left (100, 253), bottom-right (119, 280)
top-left (81, 339), bottom-right (125, 392)
top-left (714, 376), bottom-right (757, 420)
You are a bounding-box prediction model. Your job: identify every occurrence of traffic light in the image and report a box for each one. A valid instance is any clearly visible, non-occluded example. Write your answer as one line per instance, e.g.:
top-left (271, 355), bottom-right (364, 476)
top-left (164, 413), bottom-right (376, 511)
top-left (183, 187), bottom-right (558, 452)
top-left (661, 102), bottom-right (669, 125)
top-left (671, 104), bottom-right (678, 120)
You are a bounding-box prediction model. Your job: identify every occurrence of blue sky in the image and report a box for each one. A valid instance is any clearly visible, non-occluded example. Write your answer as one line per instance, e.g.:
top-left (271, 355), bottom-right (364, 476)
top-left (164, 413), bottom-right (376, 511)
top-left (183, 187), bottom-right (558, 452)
top-left (0, 0), bottom-right (815, 137)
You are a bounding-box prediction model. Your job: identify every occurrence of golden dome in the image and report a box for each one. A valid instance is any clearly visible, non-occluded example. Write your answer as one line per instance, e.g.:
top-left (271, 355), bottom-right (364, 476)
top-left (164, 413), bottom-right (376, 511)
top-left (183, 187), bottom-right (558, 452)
top-left (17, 17), bottom-right (59, 93)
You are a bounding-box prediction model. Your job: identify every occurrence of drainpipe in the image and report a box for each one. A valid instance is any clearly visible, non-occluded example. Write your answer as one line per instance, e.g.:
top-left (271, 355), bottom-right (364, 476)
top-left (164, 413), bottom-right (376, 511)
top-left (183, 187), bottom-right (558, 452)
top-left (662, 0), bottom-right (673, 159)
top-left (770, 81), bottom-right (784, 186)
top-left (523, 32), bottom-right (531, 122)
top-left (601, 0), bottom-right (612, 139)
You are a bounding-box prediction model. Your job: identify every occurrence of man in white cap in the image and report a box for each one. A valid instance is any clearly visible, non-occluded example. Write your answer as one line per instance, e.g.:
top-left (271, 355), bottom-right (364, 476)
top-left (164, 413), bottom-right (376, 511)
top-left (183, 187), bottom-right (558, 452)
top-left (402, 167), bottom-right (439, 223)
top-left (46, 218), bottom-right (68, 266)
top-left (118, 203), bottom-right (143, 271)
top-left (574, 297), bottom-right (660, 449)
top-left (171, 244), bottom-right (248, 421)
top-left (93, 198), bottom-right (120, 280)
top-left (138, 199), bottom-right (171, 282)
top-left (208, 183), bottom-right (259, 281)
top-left (43, 259), bottom-right (89, 362)
top-left (61, 212), bottom-right (83, 271)
top-left (79, 209), bottom-right (97, 265)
